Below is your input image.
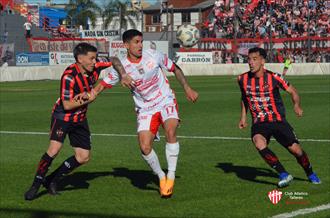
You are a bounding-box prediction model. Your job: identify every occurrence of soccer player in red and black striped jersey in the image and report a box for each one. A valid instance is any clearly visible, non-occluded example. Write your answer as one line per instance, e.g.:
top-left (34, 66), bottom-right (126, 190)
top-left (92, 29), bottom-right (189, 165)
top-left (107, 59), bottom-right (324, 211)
top-left (238, 47), bottom-right (321, 187)
top-left (24, 43), bottom-right (133, 201)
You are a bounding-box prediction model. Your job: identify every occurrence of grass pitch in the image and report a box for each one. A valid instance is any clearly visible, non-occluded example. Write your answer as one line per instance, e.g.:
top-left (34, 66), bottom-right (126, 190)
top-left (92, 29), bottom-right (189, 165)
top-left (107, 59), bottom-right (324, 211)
top-left (0, 75), bottom-right (329, 218)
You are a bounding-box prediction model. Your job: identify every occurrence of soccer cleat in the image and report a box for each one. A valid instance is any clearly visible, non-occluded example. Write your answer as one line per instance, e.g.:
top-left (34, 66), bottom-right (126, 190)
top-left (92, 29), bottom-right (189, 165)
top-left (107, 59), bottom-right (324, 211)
top-left (161, 179), bottom-right (175, 198)
top-left (278, 172), bottom-right (293, 187)
top-left (308, 173), bottom-right (321, 184)
top-left (159, 176), bottom-right (166, 196)
top-left (24, 185), bottom-right (39, 201)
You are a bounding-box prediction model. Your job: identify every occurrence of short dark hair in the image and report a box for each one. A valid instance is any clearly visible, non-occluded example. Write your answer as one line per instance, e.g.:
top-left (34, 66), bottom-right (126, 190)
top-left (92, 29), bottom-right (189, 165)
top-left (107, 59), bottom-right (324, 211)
top-left (248, 47), bottom-right (267, 59)
top-left (73, 43), bottom-right (97, 61)
top-left (122, 29), bottom-right (143, 43)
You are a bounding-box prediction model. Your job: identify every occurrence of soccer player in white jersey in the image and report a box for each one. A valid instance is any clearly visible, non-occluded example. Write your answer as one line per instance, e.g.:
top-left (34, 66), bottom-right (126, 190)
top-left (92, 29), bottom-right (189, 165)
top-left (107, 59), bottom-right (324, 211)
top-left (86, 29), bottom-right (198, 197)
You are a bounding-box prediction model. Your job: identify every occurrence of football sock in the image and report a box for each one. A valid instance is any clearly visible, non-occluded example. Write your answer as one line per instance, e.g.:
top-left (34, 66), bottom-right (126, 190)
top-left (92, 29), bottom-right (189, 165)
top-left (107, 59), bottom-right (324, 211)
top-left (295, 150), bottom-right (313, 176)
top-left (166, 142), bottom-right (180, 180)
top-left (259, 148), bottom-right (286, 174)
top-left (48, 156), bottom-right (81, 182)
top-left (142, 149), bottom-right (165, 179)
top-left (32, 153), bottom-right (54, 187)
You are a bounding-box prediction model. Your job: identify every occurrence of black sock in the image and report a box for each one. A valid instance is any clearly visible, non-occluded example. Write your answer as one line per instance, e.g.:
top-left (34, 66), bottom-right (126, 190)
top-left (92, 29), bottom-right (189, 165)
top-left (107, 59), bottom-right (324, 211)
top-left (49, 156), bottom-right (81, 182)
top-left (295, 151), bottom-right (313, 176)
top-left (259, 148), bottom-right (286, 174)
top-left (32, 153), bottom-right (54, 187)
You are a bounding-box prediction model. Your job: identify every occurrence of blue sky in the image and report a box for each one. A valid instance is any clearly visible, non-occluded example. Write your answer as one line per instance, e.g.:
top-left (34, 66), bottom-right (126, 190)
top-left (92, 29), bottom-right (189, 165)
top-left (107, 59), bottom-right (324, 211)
top-left (25, 0), bottom-right (159, 6)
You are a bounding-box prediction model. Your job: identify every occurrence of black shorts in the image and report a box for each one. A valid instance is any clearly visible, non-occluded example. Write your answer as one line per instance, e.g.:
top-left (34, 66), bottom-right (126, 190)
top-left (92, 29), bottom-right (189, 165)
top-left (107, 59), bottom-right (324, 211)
top-left (49, 117), bottom-right (91, 150)
top-left (251, 121), bottom-right (299, 147)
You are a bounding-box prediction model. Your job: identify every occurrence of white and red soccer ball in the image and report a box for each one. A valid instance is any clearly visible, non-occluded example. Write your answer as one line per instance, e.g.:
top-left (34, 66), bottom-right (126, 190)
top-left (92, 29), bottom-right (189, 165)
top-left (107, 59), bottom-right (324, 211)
top-left (176, 24), bottom-right (200, 48)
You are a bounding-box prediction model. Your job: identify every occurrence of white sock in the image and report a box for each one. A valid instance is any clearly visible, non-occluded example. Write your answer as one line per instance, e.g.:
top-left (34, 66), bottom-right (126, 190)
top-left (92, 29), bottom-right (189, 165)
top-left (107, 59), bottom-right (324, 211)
top-left (166, 142), bottom-right (180, 180)
top-left (142, 149), bottom-right (165, 179)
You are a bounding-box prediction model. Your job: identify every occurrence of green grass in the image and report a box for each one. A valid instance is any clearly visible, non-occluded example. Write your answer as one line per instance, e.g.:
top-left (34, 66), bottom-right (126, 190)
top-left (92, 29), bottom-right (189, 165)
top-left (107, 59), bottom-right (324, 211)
top-left (0, 76), bottom-right (329, 218)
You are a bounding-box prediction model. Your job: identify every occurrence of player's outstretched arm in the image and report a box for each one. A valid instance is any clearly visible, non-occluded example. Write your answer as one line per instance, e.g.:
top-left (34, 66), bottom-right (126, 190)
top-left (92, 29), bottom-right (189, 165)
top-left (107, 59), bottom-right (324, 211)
top-left (63, 91), bottom-right (97, 110)
top-left (73, 82), bottom-right (107, 104)
top-left (286, 84), bottom-right (303, 117)
top-left (108, 56), bottom-right (135, 89)
top-left (173, 63), bottom-right (198, 103)
top-left (239, 101), bottom-right (248, 129)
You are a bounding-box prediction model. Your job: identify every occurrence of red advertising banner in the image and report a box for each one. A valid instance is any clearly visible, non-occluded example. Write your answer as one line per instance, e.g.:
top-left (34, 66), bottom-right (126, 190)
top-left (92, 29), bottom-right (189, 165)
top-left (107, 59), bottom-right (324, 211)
top-left (28, 38), bottom-right (109, 53)
top-left (199, 37), bottom-right (330, 52)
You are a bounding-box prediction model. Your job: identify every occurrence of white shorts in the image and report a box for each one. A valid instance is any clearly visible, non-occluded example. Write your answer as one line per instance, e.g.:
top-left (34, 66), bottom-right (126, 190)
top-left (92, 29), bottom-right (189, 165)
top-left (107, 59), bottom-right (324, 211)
top-left (137, 100), bottom-right (179, 135)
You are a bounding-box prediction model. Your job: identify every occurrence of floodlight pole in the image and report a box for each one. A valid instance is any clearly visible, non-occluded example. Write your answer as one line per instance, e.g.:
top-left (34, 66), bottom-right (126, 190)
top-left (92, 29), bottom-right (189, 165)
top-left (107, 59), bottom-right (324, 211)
top-left (119, 6), bottom-right (122, 40)
top-left (170, 7), bottom-right (174, 59)
top-left (307, 6), bottom-right (311, 62)
top-left (141, 6), bottom-right (143, 32)
top-left (166, 3), bottom-right (168, 40)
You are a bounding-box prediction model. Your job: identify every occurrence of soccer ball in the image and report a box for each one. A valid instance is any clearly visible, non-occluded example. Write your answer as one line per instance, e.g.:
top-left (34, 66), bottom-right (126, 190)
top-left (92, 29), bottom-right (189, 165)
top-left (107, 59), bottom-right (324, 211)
top-left (176, 24), bottom-right (200, 48)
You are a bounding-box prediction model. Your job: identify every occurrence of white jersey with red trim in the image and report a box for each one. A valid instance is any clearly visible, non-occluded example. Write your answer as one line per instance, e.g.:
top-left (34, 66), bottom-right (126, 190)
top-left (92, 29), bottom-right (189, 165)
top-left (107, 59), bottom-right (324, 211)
top-left (102, 49), bottom-right (176, 114)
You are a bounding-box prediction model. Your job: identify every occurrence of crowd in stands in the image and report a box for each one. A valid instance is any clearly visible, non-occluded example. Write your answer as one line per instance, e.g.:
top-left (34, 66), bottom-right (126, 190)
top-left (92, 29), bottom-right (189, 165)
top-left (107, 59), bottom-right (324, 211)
top-left (202, 0), bottom-right (329, 63)
top-left (205, 0), bottom-right (329, 39)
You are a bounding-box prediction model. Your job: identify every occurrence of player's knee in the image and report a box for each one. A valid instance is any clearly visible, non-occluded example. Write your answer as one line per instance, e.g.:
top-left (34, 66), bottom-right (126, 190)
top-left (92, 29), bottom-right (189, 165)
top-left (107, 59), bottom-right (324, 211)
top-left (47, 149), bottom-right (59, 157)
top-left (47, 146), bottom-right (61, 157)
top-left (256, 145), bottom-right (267, 151)
top-left (165, 129), bottom-right (177, 142)
top-left (47, 141), bottom-right (62, 157)
top-left (287, 143), bottom-right (303, 156)
top-left (75, 154), bottom-right (90, 164)
top-left (253, 135), bottom-right (267, 150)
top-left (253, 140), bottom-right (266, 150)
top-left (140, 144), bottom-right (152, 155)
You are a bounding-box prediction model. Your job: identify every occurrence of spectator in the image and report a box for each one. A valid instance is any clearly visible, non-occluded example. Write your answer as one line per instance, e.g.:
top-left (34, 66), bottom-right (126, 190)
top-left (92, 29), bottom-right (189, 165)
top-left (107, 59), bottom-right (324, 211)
top-left (23, 21), bottom-right (32, 38)
top-left (58, 24), bottom-right (67, 37)
top-left (201, 0), bottom-right (329, 63)
top-left (27, 12), bottom-right (32, 23)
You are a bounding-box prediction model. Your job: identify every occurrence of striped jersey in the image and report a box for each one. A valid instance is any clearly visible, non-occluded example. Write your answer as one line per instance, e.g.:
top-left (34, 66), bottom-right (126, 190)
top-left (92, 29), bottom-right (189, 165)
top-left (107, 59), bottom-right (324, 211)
top-left (101, 49), bottom-right (175, 114)
top-left (238, 70), bottom-right (290, 124)
top-left (52, 61), bottom-right (112, 122)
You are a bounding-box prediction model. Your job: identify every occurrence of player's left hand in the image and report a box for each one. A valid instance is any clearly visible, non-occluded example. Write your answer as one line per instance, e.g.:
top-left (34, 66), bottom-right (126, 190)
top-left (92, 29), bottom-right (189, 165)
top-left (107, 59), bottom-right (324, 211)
top-left (294, 105), bottom-right (303, 117)
top-left (184, 87), bottom-right (199, 103)
top-left (121, 74), bottom-right (135, 89)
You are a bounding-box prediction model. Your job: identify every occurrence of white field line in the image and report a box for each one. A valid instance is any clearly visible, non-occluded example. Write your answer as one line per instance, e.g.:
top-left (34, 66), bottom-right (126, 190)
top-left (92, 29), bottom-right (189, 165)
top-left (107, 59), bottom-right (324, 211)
top-left (270, 203), bottom-right (330, 218)
top-left (0, 131), bottom-right (329, 143)
top-left (101, 90), bottom-right (330, 94)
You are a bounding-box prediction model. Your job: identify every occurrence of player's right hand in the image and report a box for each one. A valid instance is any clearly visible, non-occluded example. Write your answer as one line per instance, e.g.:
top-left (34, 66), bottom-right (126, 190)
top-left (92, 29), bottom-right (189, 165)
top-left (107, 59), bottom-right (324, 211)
top-left (74, 92), bottom-right (89, 103)
top-left (74, 90), bottom-right (97, 103)
top-left (294, 105), bottom-right (303, 117)
top-left (121, 74), bottom-right (135, 89)
top-left (184, 86), bottom-right (199, 103)
top-left (238, 120), bottom-right (248, 129)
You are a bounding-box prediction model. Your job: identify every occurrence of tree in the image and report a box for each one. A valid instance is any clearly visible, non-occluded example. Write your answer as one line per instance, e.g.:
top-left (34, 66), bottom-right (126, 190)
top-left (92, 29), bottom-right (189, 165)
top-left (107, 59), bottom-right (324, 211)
top-left (101, 0), bottom-right (139, 36)
top-left (65, 0), bottom-right (100, 29)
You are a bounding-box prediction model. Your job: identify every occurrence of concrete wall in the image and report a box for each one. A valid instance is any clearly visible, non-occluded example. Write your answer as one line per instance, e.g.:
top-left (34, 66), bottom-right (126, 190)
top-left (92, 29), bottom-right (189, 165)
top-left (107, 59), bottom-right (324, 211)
top-left (1, 63), bottom-right (329, 82)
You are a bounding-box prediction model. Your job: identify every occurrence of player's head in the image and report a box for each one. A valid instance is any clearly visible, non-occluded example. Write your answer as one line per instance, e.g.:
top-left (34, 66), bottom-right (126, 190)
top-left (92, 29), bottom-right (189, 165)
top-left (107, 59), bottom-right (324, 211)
top-left (248, 47), bottom-right (267, 73)
top-left (73, 43), bottom-right (97, 72)
top-left (123, 29), bottom-right (143, 59)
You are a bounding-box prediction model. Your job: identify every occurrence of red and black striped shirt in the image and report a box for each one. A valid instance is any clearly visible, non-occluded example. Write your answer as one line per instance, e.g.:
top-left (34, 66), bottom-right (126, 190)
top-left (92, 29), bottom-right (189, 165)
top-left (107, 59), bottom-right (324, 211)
top-left (52, 61), bottom-right (112, 122)
top-left (238, 70), bottom-right (290, 124)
